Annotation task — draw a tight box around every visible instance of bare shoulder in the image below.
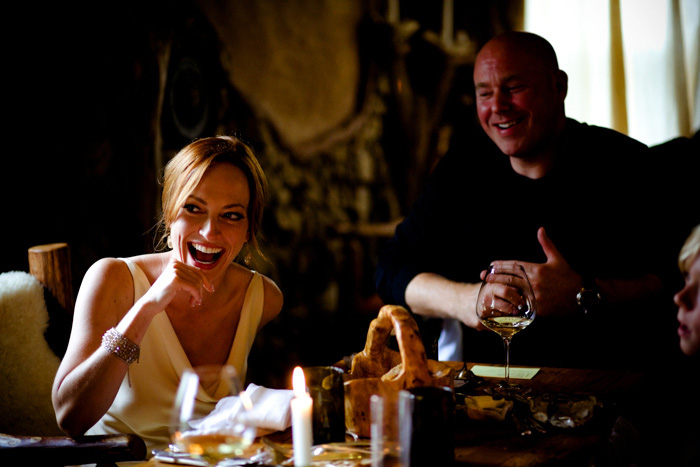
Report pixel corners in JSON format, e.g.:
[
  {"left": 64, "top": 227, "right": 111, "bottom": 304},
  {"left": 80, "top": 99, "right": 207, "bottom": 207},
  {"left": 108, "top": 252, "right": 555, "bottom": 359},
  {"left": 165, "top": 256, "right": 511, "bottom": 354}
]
[
  {"left": 66, "top": 258, "right": 135, "bottom": 357},
  {"left": 77, "top": 254, "right": 163, "bottom": 320},
  {"left": 76, "top": 258, "right": 135, "bottom": 315},
  {"left": 83, "top": 253, "right": 166, "bottom": 289},
  {"left": 81, "top": 257, "right": 132, "bottom": 291},
  {"left": 260, "top": 274, "right": 283, "bottom": 302},
  {"left": 252, "top": 270, "right": 283, "bottom": 327}
]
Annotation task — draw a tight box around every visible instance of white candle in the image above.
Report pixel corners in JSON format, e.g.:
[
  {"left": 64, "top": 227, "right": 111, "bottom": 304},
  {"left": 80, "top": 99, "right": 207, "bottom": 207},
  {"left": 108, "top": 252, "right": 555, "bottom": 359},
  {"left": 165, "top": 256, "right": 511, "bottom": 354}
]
[{"left": 291, "top": 367, "right": 313, "bottom": 466}]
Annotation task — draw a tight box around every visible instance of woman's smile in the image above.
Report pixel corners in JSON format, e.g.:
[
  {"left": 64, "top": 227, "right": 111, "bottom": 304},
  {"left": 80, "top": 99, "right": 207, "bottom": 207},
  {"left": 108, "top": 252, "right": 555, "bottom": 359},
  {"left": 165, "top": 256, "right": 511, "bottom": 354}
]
[{"left": 188, "top": 242, "right": 224, "bottom": 266}]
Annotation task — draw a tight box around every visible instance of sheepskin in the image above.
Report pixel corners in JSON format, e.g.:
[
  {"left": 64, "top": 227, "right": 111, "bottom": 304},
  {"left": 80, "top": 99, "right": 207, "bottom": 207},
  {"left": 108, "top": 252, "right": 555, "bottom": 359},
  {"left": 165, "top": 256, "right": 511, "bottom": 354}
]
[{"left": 0, "top": 271, "right": 64, "bottom": 435}]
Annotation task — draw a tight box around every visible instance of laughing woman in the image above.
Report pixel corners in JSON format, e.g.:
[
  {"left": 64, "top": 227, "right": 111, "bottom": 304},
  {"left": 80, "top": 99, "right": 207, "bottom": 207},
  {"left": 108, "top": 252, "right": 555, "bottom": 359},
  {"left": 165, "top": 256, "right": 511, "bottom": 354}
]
[{"left": 52, "top": 136, "right": 283, "bottom": 452}]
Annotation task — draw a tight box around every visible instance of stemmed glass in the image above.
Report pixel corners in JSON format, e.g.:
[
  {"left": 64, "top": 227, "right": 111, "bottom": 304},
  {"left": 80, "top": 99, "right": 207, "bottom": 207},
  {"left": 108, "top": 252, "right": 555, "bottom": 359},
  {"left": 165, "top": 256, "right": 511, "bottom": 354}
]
[
  {"left": 170, "top": 364, "right": 257, "bottom": 464},
  {"left": 475, "top": 264, "right": 536, "bottom": 396}
]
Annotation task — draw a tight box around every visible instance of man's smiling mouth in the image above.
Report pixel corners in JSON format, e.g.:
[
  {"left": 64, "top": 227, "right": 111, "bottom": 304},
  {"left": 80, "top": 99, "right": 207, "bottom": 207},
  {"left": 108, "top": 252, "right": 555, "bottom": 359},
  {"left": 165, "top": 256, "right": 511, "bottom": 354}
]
[
  {"left": 495, "top": 119, "right": 520, "bottom": 130},
  {"left": 188, "top": 242, "right": 223, "bottom": 264}
]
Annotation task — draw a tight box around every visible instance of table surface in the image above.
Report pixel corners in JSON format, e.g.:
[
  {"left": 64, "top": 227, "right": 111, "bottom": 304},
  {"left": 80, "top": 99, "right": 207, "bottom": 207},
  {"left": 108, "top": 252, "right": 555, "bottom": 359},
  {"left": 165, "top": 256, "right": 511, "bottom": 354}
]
[
  {"left": 451, "top": 361, "right": 646, "bottom": 395},
  {"left": 135, "top": 362, "right": 648, "bottom": 467},
  {"left": 447, "top": 362, "right": 647, "bottom": 466}
]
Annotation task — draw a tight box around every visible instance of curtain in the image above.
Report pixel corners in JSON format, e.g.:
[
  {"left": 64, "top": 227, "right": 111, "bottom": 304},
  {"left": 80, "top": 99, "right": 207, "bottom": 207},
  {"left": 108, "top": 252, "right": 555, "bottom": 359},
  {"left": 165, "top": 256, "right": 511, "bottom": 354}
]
[{"left": 524, "top": 0, "right": 699, "bottom": 147}]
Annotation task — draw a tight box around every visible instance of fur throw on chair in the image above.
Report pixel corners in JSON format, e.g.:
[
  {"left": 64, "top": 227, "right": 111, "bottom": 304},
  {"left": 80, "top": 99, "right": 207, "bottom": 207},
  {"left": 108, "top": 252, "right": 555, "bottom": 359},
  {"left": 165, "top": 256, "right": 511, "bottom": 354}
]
[{"left": 0, "top": 271, "right": 64, "bottom": 435}]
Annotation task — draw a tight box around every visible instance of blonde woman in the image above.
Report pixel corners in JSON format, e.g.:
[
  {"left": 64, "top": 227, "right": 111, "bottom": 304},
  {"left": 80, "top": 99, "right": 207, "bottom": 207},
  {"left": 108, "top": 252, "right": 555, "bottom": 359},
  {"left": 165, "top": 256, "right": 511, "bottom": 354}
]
[{"left": 52, "top": 136, "right": 283, "bottom": 452}]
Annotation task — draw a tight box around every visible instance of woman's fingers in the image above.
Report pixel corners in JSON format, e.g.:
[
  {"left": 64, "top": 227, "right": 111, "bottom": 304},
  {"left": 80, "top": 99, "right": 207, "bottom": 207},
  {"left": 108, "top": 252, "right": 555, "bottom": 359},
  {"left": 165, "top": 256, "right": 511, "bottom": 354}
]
[{"left": 149, "top": 260, "right": 215, "bottom": 308}]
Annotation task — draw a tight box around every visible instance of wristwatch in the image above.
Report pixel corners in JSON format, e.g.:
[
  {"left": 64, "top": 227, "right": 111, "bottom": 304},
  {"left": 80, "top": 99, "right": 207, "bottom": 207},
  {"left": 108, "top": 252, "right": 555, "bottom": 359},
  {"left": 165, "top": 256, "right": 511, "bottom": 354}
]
[{"left": 576, "top": 276, "right": 602, "bottom": 315}]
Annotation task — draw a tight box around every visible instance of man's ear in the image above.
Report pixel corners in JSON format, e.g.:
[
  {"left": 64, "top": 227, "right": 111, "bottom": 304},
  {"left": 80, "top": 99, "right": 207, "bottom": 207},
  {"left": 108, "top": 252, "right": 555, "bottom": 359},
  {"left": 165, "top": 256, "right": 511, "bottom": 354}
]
[{"left": 555, "top": 70, "right": 568, "bottom": 100}]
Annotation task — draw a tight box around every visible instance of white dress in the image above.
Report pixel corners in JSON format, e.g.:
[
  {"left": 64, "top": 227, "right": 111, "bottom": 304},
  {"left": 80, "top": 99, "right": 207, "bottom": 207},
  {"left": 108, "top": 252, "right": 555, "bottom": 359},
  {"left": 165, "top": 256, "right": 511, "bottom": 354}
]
[{"left": 87, "top": 258, "right": 264, "bottom": 453}]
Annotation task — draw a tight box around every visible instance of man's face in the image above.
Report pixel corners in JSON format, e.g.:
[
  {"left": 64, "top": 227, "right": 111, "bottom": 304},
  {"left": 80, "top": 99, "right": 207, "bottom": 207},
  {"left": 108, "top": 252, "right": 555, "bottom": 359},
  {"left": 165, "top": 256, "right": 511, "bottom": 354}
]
[{"left": 473, "top": 41, "right": 566, "bottom": 161}]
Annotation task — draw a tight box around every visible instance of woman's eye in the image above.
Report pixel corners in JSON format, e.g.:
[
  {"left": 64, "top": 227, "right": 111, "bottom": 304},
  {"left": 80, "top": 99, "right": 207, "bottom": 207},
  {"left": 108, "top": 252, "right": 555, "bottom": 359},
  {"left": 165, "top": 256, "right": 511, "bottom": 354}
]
[
  {"left": 224, "top": 212, "right": 244, "bottom": 221},
  {"left": 183, "top": 204, "right": 201, "bottom": 213}
]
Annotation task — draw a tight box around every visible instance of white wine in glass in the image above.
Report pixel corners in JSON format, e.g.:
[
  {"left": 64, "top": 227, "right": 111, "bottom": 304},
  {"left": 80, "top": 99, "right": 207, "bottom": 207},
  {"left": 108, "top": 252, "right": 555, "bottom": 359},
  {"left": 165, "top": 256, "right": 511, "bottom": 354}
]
[
  {"left": 170, "top": 365, "right": 257, "bottom": 463},
  {"left": 475, "top": 264, "right": 536, "bottom": 396}
]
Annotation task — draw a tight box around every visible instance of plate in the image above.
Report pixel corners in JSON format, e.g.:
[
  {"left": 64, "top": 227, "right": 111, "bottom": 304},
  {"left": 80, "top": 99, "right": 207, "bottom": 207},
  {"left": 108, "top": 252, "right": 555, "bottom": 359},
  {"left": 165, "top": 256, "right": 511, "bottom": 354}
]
[{"left": 527, "top": 393, "right": 601, "bottom": 429}]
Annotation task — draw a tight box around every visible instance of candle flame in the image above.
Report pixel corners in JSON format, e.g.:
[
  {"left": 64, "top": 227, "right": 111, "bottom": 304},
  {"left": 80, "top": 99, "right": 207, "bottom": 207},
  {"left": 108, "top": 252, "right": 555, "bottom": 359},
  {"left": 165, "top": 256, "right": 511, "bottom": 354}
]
[{"left": 292, "top": 366, "right": 307, "bottom": 398}]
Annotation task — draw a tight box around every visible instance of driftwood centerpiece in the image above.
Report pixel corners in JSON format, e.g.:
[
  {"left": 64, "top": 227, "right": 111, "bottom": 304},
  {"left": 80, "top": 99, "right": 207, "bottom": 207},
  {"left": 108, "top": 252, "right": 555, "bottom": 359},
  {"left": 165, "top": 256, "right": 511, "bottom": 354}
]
[{"left": 344, "top": 305, "right": 454, "bottom": 438}]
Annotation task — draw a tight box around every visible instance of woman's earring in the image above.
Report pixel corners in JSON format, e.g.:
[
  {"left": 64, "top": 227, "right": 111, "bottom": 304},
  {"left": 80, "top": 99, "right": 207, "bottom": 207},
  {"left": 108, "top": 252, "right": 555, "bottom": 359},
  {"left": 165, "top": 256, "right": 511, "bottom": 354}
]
[
  {"left": 167, "top": 235, "right": 173, "bottom": 249},
  {"left": 244, "top": 245, "right": 252, "bottom": 266}
]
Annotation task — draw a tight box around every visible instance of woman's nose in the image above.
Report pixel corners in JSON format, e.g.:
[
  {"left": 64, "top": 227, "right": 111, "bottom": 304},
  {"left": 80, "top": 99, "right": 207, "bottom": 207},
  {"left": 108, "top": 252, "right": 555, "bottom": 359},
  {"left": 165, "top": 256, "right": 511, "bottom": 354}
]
[{"left": 201, "top": 216, "right": 220, "bottom": 236}]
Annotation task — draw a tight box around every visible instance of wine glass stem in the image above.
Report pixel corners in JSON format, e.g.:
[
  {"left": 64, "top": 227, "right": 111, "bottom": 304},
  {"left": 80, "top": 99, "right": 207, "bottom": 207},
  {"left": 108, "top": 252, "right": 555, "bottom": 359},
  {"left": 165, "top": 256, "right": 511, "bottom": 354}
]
[{"left": 502, "top": 337, "right": 512, "bottom": 386}]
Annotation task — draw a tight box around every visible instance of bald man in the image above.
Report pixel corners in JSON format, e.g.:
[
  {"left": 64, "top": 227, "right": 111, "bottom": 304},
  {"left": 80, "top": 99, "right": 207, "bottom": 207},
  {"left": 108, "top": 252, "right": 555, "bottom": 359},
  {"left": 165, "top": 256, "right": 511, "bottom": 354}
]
[{"left": 375, "top": 32, "right": 676, "bottom": 370}]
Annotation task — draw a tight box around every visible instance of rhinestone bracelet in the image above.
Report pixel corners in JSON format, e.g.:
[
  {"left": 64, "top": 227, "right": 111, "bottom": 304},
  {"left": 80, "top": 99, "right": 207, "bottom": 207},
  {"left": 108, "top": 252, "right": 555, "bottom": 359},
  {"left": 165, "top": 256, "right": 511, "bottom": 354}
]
[{"left": 101, "top": 327, "right": 140, "bottom": 365}]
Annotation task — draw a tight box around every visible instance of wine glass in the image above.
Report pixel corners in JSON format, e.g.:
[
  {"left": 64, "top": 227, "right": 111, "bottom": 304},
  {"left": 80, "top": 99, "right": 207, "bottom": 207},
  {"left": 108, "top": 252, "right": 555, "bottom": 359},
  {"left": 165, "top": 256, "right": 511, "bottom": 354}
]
[
  {"left": 170, "top": 364, "right": 257, "bottom": 464},
  {"left": 475, "top": 264, "right": 536, "bottom": 396}
]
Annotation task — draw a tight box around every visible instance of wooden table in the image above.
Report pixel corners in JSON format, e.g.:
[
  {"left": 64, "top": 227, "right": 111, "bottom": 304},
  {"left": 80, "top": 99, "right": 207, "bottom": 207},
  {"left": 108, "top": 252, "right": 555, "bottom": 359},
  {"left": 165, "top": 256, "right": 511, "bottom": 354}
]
[
  {"left": 447, "top": 361, "right": 646, "bottom": 396},
  {"left": 134, "top": 362, "right": 648, "bottom": 466},
  {"left": 444, "top": 362, "right": 647, "bottom": 466}
]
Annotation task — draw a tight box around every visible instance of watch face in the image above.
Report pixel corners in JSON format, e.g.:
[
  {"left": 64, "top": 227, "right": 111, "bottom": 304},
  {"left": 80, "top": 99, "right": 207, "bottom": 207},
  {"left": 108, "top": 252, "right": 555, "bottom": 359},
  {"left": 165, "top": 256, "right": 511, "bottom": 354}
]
[{"left": 577, "top": 288, "right": 602, "bottom": 313}]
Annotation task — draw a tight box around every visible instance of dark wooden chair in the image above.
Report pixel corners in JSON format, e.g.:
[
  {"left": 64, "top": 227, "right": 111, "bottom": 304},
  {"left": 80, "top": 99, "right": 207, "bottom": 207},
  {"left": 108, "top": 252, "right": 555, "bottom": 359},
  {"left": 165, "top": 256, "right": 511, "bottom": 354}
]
[{"left": 0, "top": 243, "right": 146, "bottom": 466}]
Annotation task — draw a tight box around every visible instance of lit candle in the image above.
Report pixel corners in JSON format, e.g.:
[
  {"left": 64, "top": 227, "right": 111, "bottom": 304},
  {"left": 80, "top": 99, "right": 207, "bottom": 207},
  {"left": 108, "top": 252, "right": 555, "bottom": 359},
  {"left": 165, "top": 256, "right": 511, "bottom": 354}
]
[{"left": 291, "top": 366, "right": 313, "bottom": 466}]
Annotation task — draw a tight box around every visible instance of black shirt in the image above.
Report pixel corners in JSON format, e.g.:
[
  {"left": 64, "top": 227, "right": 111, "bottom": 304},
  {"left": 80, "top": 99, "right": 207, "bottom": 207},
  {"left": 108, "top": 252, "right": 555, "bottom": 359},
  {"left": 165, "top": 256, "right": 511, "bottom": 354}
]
[{"left": 375, "top": 119, "right": 678, "bottom": 369}]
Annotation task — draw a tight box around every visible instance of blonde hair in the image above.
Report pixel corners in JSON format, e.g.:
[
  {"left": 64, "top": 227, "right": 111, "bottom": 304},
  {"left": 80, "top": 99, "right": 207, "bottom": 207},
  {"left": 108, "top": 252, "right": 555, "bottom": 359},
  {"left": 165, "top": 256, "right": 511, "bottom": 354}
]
[
  {"left": 158, "top": 136, "right": 268, "bottom": 259},
  {"left": 679, "top": 224, "right": 700, "bottom": 274}
]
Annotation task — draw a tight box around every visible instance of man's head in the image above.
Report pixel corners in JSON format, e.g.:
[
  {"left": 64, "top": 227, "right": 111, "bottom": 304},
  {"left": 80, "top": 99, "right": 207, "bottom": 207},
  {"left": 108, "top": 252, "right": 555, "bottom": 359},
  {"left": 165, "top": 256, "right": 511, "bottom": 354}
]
[{"left": 473, "top": 32, "right": 568, "bottom": 176}]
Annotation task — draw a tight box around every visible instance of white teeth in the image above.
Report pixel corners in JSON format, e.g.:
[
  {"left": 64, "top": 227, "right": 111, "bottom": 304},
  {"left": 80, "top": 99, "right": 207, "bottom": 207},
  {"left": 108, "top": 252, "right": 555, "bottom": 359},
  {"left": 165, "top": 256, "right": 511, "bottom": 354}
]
[
  {"left": 496, "top": 121, "right": 516, "bottom": 129},
  {"left": 191, "top": 243, "right": 222, "bottom": 254}
]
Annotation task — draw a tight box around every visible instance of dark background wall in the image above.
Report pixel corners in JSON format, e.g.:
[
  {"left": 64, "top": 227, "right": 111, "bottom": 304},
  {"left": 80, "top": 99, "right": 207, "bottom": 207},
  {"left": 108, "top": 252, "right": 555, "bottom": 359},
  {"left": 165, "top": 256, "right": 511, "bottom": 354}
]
[{"left": 3, "top": 0, "right": 522, "bottom": 388}]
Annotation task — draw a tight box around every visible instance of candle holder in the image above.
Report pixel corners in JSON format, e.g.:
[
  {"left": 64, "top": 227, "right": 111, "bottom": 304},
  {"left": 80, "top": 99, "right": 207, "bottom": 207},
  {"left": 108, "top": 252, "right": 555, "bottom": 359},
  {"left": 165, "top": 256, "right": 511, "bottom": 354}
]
[
  {"left": 399, "top": 386, "right": 455, "bottom": 467},
  {"left": 305, "top": 366, "right": 346, "bottom": 445},
  {"left": 370, "top": 394, "right": 403, "bottom": 467}
]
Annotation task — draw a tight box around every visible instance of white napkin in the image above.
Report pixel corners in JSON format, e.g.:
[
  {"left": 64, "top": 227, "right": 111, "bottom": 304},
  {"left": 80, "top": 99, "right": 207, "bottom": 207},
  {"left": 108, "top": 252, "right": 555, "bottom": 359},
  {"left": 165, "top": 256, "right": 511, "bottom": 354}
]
[{"left": 190, "top": 383, "right": 294, "bottom": 436}]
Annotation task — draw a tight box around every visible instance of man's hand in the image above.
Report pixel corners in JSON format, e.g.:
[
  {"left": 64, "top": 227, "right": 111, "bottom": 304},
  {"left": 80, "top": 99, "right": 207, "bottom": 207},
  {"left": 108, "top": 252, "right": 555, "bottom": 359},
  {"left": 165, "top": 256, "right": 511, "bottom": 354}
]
[{"left": 489, "top": 227, "right": 582, "bottom": 318}]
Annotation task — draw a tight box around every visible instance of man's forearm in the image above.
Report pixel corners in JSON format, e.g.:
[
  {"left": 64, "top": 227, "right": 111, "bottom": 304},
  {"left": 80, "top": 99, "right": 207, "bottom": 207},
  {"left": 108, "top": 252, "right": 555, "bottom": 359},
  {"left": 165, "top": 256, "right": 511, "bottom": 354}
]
[
  {"left": 405, "top": 272, "right": 483, "bottom": 329},
  {"left": 597, "top": 273, "right": 664, "bottom": 306}
]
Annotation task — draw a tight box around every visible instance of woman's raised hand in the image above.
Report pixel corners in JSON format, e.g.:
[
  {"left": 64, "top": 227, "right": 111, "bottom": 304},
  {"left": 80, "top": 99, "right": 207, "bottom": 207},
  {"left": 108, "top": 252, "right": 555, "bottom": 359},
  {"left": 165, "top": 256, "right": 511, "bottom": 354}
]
[{"left": 145, "top": 258, "right": 215, "bottom": 310}]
